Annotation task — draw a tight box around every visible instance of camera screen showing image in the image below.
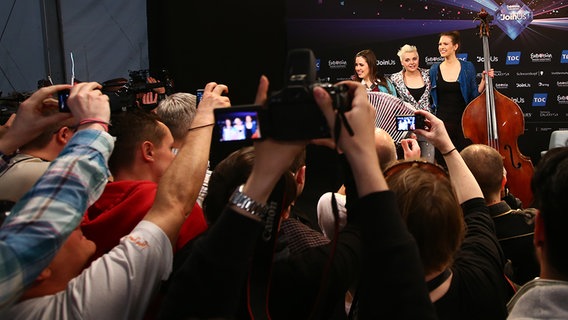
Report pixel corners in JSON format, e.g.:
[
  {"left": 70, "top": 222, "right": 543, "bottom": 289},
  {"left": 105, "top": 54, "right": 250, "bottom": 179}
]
[
  {"left": 395, "top": 114, "right": 425, "bottom": 131},
  {"left": 58, "top": 89, "right": 70, "bottom": 112},
  {"left": 214, "top": 106, "right": 263, "bottom": 142}
]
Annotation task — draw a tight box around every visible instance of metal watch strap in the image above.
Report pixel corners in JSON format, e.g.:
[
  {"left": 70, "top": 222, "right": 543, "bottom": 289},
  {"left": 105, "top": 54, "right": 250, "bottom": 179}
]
[{"left": 229, "top": 184, "right": 268, "bottom": 219}]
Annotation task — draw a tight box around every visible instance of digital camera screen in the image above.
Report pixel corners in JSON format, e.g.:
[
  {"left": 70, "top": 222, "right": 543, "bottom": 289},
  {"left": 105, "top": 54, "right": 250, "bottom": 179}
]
[
  {"left": 395, "top": 115, "right": 416, "bottom": 131},
  {"left": 214, "top": 107, "right": 263, "bottom": 142}
]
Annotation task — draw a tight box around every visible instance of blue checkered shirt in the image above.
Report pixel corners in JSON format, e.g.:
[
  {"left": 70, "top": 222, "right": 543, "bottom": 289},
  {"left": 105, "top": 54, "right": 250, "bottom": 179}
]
[{"left": 0, "top": 129, "right": 114, "bottom": 312}]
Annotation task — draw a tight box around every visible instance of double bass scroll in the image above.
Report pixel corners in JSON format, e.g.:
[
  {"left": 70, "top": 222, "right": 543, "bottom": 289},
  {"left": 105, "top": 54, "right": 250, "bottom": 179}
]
[{"left": 461, "top": 8, "right": 535, "bottom": 206}]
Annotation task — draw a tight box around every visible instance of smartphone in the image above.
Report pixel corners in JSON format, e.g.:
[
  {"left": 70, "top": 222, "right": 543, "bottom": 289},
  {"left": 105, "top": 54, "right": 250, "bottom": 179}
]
[
  {"left": 214, "top": 105, "right": 264, "bottom": 142},
  {"left": 395, "top": 114, "right": 425, "bottom": 131},
  {"left": 196, "top": 89, "right": 204, "bottom": 106},
  {"left": 58, "top": 89, "right": 71, "bottom": 112}
]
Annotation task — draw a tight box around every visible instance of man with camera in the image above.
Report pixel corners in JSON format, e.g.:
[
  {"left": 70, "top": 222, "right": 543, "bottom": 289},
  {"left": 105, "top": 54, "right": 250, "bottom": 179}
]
[
  {"left": 3, "top": 81, "right": 230, "bottom": 319},
  {"left": 0, "top": 82, "right": 113, "bottom": 312},
  {"left": 156, "top": 48, "right": 435, "bottom": 318}
]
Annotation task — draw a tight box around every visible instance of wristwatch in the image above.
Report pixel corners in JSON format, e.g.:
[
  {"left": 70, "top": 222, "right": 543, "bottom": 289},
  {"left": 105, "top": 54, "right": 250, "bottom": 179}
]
[{"left": 229, "top": 184, "right": 268, "bottom": 220}]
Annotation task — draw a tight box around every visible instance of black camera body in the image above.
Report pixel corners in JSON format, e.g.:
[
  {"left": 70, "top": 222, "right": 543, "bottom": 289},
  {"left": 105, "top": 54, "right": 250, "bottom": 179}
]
[
  {"left": 98, "top": 69, "right": 174, "bottom": 113},
  {"left": 214, "top": 48, "right": 351, "bottom": 142}
]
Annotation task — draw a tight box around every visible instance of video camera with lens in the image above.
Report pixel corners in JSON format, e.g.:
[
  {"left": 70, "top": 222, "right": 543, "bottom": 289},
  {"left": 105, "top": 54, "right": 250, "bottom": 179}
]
[
  {"left": 213, "top": 48, "right": 351, "bottom": 142},
  {"left": 100, "top": 69, "right": 174, "bottom": 113}
]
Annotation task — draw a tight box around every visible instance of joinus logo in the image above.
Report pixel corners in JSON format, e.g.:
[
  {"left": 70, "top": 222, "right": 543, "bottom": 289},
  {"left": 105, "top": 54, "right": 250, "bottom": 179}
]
[{"left": 495, "top": 2, "right": 533, "bottom": 40}]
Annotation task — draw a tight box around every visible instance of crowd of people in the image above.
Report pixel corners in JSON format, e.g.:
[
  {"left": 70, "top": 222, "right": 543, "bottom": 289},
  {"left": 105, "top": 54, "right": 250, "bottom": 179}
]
[{"left": 0, "top": 30, "right": 567, "bottom": 319}]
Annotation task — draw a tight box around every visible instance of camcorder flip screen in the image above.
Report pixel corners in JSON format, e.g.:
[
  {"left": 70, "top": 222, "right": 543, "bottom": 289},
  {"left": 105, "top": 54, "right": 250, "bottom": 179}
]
[{"left": 214, "top": 105, "right": 264, "bottom": 142}]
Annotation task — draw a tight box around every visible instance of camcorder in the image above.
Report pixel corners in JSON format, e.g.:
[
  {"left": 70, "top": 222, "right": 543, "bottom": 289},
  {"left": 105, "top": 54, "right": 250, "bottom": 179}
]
[
  {"left": 57, "top": 69, "right": 174, "bottom": 113},
  {"left": 214, "top": 48, "right": 351, "bottom": 142},
  {"left": 395, "top": 114, "right": 426, "bottom": 131}
]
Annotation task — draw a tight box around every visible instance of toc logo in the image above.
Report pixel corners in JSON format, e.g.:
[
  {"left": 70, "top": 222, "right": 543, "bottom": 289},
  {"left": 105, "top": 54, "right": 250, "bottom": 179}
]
[
  {"left": 561, "top": 50, "right": 568, "bottom": 64},
  {"left": 532, "top": 93, "right": 548, "bottom": 107},
  {"left": 457, "top": 53, "right": 468, "bottom": 61},
  {"left": 506, "top": 51, "right": 521, "bottom": 65}
]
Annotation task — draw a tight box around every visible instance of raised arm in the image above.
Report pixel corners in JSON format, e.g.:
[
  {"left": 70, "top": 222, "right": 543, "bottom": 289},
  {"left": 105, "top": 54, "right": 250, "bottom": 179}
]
[
  {"left": 0, "top": 85, "right": 72, "bottom": 157},
  {"left": 145, "top": 82, "right": 230, "bottom": 245},
  {"left": 414, "top": 109, "right": 484, "bottom": 203},
  {"left": 0, "top": 82, "right": 112, "bottom": 311}
]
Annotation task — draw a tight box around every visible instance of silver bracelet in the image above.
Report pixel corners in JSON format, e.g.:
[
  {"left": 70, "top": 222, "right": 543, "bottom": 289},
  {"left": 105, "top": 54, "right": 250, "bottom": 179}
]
[{"left": 228, "top": 184, "right": 268, "bottom": 219}]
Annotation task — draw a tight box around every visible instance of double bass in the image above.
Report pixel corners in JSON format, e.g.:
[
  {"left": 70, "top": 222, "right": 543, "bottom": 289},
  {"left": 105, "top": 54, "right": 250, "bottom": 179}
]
[{"left": 462, "top": 9, "right": 535, "bottom": 206}]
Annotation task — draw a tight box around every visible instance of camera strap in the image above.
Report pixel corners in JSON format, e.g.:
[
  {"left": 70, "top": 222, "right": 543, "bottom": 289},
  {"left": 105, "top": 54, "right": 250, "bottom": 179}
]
[
  {"left": 333, "top": 111, "right": 354, "bottom": 148},
  {"left": 246, "top": 176, "right": 288, "bottom": 320}
]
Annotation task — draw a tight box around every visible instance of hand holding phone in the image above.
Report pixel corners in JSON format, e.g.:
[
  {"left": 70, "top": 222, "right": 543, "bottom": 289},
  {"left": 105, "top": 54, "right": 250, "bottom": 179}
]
[{"left": 58, "top": 89, "right": 71, "bottom": 112}]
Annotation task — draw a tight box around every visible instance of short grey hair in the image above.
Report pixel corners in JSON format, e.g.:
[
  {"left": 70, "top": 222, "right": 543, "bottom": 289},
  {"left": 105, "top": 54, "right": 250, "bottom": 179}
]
[
  {"left": 397, "top": 44, "right": 418, "bottom": 61},
  {"left": 155, "top": 93, "right": 197, "bottom": 141}
]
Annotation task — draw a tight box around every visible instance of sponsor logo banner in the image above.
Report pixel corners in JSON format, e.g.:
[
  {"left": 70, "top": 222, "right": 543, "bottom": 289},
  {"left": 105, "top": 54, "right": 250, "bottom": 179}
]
[
  {"left": 494, "top": 2, "right": 533, "bottom": 40},
  {"left": 561, "top": 50, "right": 568, "bottom": 64},
  {"left": 506, "top": 51, "right": 521, "bottom": 65},
  {"left": 532, "top": 93, "right": 548, "bottom": 107},
  {"left": 457, "top": 53, "right": 468, "bottom": 61},
  {"left": 425, "top": 56, "right": 444, "bottom": 66},
  {"left": 328, "top": 59, "right": 347, "bottom": 69},
  {"left": 530, "top": 53, "right": 553, "bottom": 63},
  {"left": 558, "top": 95, "right": 568, "bottom": 105},
  {"left": 495, "top": 83, "right": 509, "bottom": 89}
]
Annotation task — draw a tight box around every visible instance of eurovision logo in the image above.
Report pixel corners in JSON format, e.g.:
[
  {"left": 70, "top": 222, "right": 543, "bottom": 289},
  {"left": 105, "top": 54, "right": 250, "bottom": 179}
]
[{"left": 494, "top": 2, "right": 533, "bottom": 40}]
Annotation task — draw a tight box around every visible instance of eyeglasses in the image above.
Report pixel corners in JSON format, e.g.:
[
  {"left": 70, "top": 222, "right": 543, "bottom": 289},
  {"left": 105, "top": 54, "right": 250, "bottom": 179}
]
[{"left": 383, "top": 160, "right": 449, "bottom": 179}]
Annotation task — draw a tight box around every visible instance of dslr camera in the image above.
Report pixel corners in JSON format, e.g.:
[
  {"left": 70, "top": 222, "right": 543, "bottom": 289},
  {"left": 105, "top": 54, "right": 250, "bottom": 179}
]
[{"left": 214, "top": 48, "right": 351, "bottom": 141}]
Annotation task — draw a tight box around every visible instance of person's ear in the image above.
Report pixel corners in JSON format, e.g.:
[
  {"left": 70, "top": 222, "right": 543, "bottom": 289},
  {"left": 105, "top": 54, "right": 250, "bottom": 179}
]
[
  {"left": 141, "top": 141, "right": 155, "bottom": 163},
  {"left": 55, "top": 126, "right": 72, "bottom": 144},
  {"left": 36, "top": 267, "right": 52, "bottom": 282},
  {"left": 534, "top": 209, "right": 545, "bottom": 247},
  {"left": 295, "top": 165, "right": 306, "bottom": 186}
]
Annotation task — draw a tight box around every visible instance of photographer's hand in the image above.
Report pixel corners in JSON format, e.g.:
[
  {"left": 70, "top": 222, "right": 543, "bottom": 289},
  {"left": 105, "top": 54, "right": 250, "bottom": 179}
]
[
  {"left": 315, "top": 82, "right": 387, "bottom": 197},
  {"left": 412, "top": 110, "right": 454, "bottom": 155},
  {"left": 66, "top": 82, "right": 111, "bottom": 132},
  {"left": 400, "top": 137, "right": 421, "bottom": 160},
  {"left": 141, "top": 92, "right": 158, "bottom": 110},
  {"left": 236, "top": 75, "right": 307, "bottom": 218},
  {"left": 413, "top": 109, "right": 483, "bottom": 203},
  {"left": 148, "top": 76, "right": 166, "bottom": 95},
  {"left": 0, "top": 113, "right": 16, "bottom": 139},
  {"left": 254, "top": 75, "right": 269, "bottom": 106},
  {"left": 0, "top": 84, "right": 72, "bottom": 154},
  {"left": 192, "top": 82, "right": 230, "bottom": 128}
]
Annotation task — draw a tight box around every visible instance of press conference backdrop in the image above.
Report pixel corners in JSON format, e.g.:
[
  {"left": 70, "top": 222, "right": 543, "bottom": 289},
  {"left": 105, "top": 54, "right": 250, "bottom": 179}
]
[{"left": 286, "top": 0, "right": 568, "bottom": 164}]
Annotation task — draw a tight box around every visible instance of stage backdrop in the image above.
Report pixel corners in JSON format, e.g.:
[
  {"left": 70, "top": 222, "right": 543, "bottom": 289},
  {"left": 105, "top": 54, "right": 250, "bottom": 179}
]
[{"left": 286, "top": 0, "right": 568, "bottom": 164}]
